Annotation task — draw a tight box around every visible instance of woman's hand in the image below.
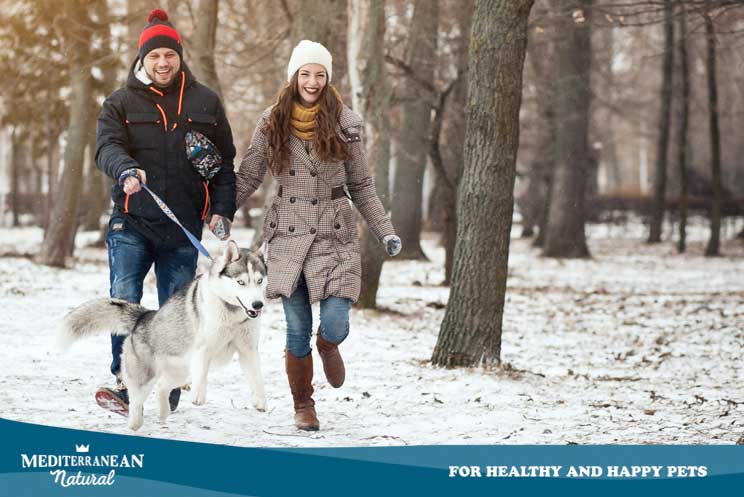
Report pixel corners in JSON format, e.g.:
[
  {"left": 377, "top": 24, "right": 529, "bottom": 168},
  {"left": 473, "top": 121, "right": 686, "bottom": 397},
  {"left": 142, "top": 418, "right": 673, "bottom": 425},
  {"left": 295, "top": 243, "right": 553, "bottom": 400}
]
[{"left": 383, "top": 235, "right": 402, "bottom": 257}]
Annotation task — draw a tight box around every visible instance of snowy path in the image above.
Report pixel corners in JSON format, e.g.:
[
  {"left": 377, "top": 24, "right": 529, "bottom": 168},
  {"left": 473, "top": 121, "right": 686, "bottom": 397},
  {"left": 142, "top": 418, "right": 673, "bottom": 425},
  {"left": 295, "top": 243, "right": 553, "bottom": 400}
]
[{"left": 0, "top": 220, "right": 742, "bottom": 446}]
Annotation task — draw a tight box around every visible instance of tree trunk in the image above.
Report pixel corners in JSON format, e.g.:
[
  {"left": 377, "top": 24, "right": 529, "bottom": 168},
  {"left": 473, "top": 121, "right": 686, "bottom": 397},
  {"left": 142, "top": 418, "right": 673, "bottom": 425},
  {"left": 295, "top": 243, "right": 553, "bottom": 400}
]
[
  {"left": 431, "top": 0, "right": 533, "bottom": 368},
  {"left": 676, "top": 12, "right": 690, "bottom": 254},
  {"left": 428, "top": 80, "right": 459, "bottom": 286},
  {"left": 81, "top": 128, "right": 108, "bottom": 232},
  {"left": 704, "top": 8, "right": 722, "bottom": 257},
  {"left": 44, "top": 106, "right": 58, "bottom": 231},
  {"left": 348, "top": 0, "right": 392, "bottom": 309},
  {"left": 390, "top": 0, "right": 438, "bottom": 261},
  {"left": 31, "top": 130, "right": 44, "bottom": 227},
  {"left": 38, "top": 0, "right": 94, "bottom": 267},
  {"left": 543, "top": 0, "right": 592, "bottom": 259},
  {"left": 599, "top": 24, "right": 621, "bottom": 193},
  {"left": 10, "top": 128, "right": 21, "bottom": 227},
  {"left": 523, "top": 8, "right": 556, "bottom": 245},
  {"left": 93, "top": 0, "right": 118, "bottom": 244},
  {"left": 190, "top": 0, "right": 223, "bottom": 99},
  {"left": 438, "top": 1, "right": 473, "bottom": 285},
  {"left": 648, "top": 0, "right": 674, "bottom": 243}
]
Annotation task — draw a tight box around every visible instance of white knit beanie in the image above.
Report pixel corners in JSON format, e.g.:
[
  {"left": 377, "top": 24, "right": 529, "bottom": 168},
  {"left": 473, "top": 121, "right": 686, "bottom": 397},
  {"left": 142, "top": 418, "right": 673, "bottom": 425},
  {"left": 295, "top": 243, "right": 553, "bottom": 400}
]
[{"left": 287, "top": 40, "right": 333, "bottom": 82}]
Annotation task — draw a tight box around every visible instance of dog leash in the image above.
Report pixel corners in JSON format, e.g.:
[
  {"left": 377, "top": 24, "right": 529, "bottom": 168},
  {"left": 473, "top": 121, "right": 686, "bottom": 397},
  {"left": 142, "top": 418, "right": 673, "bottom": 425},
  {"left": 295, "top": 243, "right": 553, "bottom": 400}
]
[{"left": 119, "top": 169, "right": 213, "bottom": 261}]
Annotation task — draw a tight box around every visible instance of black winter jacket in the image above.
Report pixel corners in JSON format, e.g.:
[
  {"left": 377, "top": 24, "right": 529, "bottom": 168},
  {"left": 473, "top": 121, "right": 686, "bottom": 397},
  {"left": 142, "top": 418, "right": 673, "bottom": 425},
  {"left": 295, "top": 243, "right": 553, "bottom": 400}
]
[{"left": 96, "top": 60, "right": 236, "bottom": 248}]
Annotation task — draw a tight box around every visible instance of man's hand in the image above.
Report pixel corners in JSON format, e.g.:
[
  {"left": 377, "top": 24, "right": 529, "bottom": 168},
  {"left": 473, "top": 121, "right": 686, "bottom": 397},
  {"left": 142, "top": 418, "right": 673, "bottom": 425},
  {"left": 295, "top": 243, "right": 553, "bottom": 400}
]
[
  {"left": 122, "top": 168, "right": 147, "bottom": 195},
  {"left": 209, "top": 214, "right": 231, "bottom": 241},
  {"left": 383, "top": 234, "right": 402, "bottom": 257}
]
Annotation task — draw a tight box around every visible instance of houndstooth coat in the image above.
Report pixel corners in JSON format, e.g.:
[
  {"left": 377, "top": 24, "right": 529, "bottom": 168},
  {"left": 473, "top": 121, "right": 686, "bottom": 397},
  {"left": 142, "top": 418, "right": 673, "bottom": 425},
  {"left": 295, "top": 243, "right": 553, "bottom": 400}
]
[{"left": 236, "top": 105, "right": 395, "bottom": 304}]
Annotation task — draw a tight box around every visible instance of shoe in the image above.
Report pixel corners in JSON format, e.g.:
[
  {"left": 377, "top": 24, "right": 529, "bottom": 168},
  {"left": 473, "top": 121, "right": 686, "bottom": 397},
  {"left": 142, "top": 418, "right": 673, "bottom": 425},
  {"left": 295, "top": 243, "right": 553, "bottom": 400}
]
[
  {"left": 285, "top": 351, "right": 319, "bottom": 431},
  {"left": 95, "top": 375, "right": 129, "bottom": 417},
  {"left": 316, "top": 333, "right": 345, "bottom": 388}
]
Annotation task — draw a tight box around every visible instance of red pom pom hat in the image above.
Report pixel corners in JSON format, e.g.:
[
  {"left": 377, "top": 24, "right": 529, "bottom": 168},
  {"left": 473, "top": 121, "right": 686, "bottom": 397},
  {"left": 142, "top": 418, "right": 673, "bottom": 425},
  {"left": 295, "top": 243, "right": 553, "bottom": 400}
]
[{"left": 138, "top": 9, "right": 182, "bottom": 60}]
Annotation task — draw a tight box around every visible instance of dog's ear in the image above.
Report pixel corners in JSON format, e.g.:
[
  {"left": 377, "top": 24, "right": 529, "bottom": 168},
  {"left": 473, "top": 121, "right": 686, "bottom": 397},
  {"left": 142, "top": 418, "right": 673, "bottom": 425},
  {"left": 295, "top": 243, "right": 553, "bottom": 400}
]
[
  {"left": 210, "top": 240, "right": 240, "bottom": 275},
  {"left": 254, "top": 249, "right": 267, "bottom": 272},
  {"left": 225, "top": 240, "right": 240, "bottom": 263}
]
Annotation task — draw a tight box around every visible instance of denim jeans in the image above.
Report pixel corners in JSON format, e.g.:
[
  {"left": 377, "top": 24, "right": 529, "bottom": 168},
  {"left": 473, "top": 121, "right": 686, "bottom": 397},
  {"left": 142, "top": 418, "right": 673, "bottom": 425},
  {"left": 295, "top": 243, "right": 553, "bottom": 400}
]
[
  {"left": 281, "top": 276, "right": 351, "bottom": 358},
  {"left": 107, "top": 214, "right": 198, "bottom": 376}
]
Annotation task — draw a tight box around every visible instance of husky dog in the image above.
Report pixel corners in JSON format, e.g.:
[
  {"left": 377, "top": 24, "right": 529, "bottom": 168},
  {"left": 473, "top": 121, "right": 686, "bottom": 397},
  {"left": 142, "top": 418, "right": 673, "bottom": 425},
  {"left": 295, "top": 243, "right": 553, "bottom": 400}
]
[{"left": 58, "top": 241, "right": 268, "bottom": 431}]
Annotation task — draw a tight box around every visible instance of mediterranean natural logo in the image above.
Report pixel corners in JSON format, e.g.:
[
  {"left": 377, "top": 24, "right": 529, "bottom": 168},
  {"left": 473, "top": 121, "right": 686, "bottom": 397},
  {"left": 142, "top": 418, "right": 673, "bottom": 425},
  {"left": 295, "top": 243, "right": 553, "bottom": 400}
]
[{"left": 20, "top": 443, "right": 144, "bottom": 487}]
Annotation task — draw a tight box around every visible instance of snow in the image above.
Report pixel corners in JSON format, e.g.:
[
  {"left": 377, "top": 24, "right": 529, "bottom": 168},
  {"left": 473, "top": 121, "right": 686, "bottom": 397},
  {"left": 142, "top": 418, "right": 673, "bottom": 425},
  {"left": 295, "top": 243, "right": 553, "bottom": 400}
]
[{"left": 0, "top": 217, "right": 742, "bottom": 446}]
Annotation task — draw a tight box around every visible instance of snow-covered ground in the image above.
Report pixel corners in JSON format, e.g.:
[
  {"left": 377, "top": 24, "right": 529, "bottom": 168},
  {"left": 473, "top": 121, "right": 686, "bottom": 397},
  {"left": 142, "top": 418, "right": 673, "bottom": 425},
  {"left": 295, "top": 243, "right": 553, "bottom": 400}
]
[{"left": 0, "top": 217, "right": 742, "bottom": 446}]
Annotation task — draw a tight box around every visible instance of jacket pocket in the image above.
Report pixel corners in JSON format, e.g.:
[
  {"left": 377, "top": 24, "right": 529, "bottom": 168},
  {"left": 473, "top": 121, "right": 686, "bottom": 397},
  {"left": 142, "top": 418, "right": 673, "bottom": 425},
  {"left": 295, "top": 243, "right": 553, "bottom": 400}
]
[
  {"left": 333, "top": 206, "right": 353, "bottom": 245},
  {"left": 126, "top": 112, "right": 160, "bottom": 149},
  {"left": 187, "top": 112, "right": 218, "bottom": 142},
  {"left": 188, "top": 113, "right": 217, "bottom": 125}
]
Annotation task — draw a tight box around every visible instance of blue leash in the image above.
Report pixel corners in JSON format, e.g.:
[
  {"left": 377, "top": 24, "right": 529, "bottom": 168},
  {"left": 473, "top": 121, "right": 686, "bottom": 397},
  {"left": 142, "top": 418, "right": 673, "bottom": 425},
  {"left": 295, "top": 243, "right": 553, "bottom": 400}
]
[{"left": 119, "top": 169, "right": 213, "bottom": 260}]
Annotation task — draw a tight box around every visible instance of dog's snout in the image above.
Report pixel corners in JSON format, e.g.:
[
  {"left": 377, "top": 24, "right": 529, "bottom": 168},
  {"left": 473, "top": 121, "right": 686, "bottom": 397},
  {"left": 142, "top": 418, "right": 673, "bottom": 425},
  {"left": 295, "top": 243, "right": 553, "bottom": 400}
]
[{"left": 252, "top": 301, "right": 264, "bottom": 310}]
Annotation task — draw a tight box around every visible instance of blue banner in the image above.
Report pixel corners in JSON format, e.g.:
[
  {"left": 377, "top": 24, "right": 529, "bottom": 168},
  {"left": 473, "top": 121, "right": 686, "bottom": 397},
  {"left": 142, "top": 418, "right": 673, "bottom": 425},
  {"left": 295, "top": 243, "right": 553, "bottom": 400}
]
[{"left": 1, "top": 418, "right": 742, "bottom": 496}]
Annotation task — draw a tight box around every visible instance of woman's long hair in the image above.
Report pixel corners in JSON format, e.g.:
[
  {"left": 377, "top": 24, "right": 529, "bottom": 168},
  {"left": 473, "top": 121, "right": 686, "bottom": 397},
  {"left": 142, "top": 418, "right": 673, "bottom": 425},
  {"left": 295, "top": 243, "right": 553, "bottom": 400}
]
[{"left": 264, "top": 71, "right": 351, "bottom": 176}]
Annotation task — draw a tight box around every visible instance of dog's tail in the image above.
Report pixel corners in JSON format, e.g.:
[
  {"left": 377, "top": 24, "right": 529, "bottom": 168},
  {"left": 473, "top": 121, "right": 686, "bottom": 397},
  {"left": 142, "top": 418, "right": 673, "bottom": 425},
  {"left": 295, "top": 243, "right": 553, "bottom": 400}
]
[{"left": 57, "top": 298, "right": 149, "bottom": 351}]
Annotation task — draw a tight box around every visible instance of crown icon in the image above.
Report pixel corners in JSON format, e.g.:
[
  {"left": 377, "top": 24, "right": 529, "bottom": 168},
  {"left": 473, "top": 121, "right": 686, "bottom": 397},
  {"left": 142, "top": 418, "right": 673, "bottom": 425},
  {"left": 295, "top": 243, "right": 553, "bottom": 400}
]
[{"left": 75, "top": 444, "right": 90, "bottom": 453}]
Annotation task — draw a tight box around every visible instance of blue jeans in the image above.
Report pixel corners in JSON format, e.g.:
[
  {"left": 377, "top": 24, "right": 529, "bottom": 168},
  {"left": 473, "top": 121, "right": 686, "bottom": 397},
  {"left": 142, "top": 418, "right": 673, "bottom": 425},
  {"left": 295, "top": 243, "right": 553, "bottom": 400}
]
[
  {"left": 107, "top": 215, "right": 198, "bottom": 376},
  {"left": 281, "top": 276, "right": 351, "bottom": 358}
]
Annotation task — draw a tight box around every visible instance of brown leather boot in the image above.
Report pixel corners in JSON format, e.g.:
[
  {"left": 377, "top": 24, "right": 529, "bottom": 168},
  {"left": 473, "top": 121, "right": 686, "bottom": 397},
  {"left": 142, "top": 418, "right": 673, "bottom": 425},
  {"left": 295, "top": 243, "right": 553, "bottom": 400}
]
[
  {"left": 285, "top": 351, "right": 320, "bottom": 431},
  {"left": 316, "top": 333, "right": 345, "bottom": 388}
]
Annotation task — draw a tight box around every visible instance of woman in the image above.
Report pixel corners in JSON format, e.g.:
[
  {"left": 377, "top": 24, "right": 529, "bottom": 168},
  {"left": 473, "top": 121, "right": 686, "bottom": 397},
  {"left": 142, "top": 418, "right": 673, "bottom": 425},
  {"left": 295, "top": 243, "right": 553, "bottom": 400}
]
[{"left": 236, "top": 40, "right": 401, "bottom": 431}]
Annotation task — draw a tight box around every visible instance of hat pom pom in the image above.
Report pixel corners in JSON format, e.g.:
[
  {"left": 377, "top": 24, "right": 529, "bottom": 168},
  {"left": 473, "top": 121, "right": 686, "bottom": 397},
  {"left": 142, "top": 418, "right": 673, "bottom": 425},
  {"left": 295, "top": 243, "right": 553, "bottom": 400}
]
[{"left": 148, "top": 8, "right": 169, "bottom": 22}]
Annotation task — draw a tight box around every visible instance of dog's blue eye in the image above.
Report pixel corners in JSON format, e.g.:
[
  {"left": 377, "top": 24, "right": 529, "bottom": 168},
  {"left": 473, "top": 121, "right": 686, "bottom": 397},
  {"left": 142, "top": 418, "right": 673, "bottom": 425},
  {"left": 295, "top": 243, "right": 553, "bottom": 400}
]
[
  {"left": 237, "top": 280, "right": 245, "bottom": 286},
  {"left": 257, "top": 278, "right": 263, "bottom": 284}
]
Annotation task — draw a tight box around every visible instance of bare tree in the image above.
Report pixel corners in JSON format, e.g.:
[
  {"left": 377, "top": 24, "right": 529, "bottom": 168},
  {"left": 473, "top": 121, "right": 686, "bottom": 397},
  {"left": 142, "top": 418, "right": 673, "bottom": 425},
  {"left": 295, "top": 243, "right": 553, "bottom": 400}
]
[
  {"left": 38, "top": 0, "right": 95, "bottom": 267},
  {"left": 190, "top": 0, "right": 224, "bottom": 99},
  {"left": 9, "top": 128, "right": 21, "bottom": 227},
  {"left": 390, "top": 0, "right": 439, "bottom": 260},
  {"left": 676, "top": 10, "right": 690, "bottom": 253},
  {"left": 428, "top": 0, "right": 474, "bottom": 285},
  {"left": 431, "top": 0, "right": 534, "bottom": 368},
  {"left": 543, "top": 0, "right": 592, "bottom": 259},
  {"left": 348, "top": 0, "right": 392, "bottom": 308},
  {"left": 521, "top": 0, "right": 556, "bottom": 246},
  {"left": 704, "top": 5, "right": 722, "bottom": 257},
  {"left": 648, "top": 0, "right": 674, "bottom": 243}
]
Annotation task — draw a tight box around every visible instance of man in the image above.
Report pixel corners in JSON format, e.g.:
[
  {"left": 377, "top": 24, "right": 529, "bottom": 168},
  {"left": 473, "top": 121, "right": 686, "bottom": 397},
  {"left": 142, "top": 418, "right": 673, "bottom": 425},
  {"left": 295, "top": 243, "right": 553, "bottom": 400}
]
[{"left": 94, "top": 9, "right": 236, "bottom": 414}]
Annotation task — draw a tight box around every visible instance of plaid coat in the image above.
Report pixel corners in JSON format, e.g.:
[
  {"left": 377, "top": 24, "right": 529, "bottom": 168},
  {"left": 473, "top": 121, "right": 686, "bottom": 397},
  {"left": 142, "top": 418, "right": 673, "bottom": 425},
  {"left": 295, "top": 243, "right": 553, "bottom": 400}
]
[{"left": 236, "top": 105, "right": 395, "bottom": 304}]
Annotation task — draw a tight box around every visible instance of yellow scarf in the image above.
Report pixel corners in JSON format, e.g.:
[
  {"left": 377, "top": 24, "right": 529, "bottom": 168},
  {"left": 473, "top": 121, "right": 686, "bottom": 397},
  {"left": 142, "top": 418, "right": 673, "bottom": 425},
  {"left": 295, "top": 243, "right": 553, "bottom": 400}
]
[
  {"left": 290, "top": 102, "right": 319, "bottom": 140},
  {"left": 289, "top": 86, "right": 343, "bottom": 140}
]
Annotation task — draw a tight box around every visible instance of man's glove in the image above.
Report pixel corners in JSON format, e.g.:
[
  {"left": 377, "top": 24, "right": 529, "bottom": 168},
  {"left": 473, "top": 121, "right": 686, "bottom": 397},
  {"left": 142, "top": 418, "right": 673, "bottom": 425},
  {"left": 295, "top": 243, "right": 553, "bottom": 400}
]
[
  {"left": 383, "top": 234, "right": 402, "bottom": 257},
  {"left": 118, "top": 168, "right": 147, "bottom": 195}
]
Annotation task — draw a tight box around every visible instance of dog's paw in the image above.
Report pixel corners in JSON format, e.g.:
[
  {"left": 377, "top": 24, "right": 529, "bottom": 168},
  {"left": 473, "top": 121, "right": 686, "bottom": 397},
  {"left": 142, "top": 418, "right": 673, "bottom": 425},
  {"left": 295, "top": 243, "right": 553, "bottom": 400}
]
[
  {"left": 128, "top": 406, "right": 144, "bottom": 431},
  {"left": 192, "top": 392, "right": 207, "bottom": 405},
  {"left": 128, "top": 417, "right": 144, "bottom": 431},
  {"left": 253, "top": 396, "right": 267, "bottom": 412}
]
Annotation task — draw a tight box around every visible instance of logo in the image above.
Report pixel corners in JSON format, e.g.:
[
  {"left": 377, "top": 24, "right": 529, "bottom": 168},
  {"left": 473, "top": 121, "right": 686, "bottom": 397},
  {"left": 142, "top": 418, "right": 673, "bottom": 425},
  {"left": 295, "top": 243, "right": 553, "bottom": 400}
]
[{"left": 20, "top": 444, "right": 145, "bottom": 488}]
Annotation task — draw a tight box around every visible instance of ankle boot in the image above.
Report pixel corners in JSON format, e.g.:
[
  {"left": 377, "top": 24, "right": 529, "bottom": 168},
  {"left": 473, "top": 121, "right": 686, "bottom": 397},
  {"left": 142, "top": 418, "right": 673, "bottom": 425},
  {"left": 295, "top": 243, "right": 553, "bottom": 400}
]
[
  {"left": 316, "top": 333, "right": 345, "bottom": 388},
  {"left": 285, "top": 351, "right": 320, "bottom": 431}
]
